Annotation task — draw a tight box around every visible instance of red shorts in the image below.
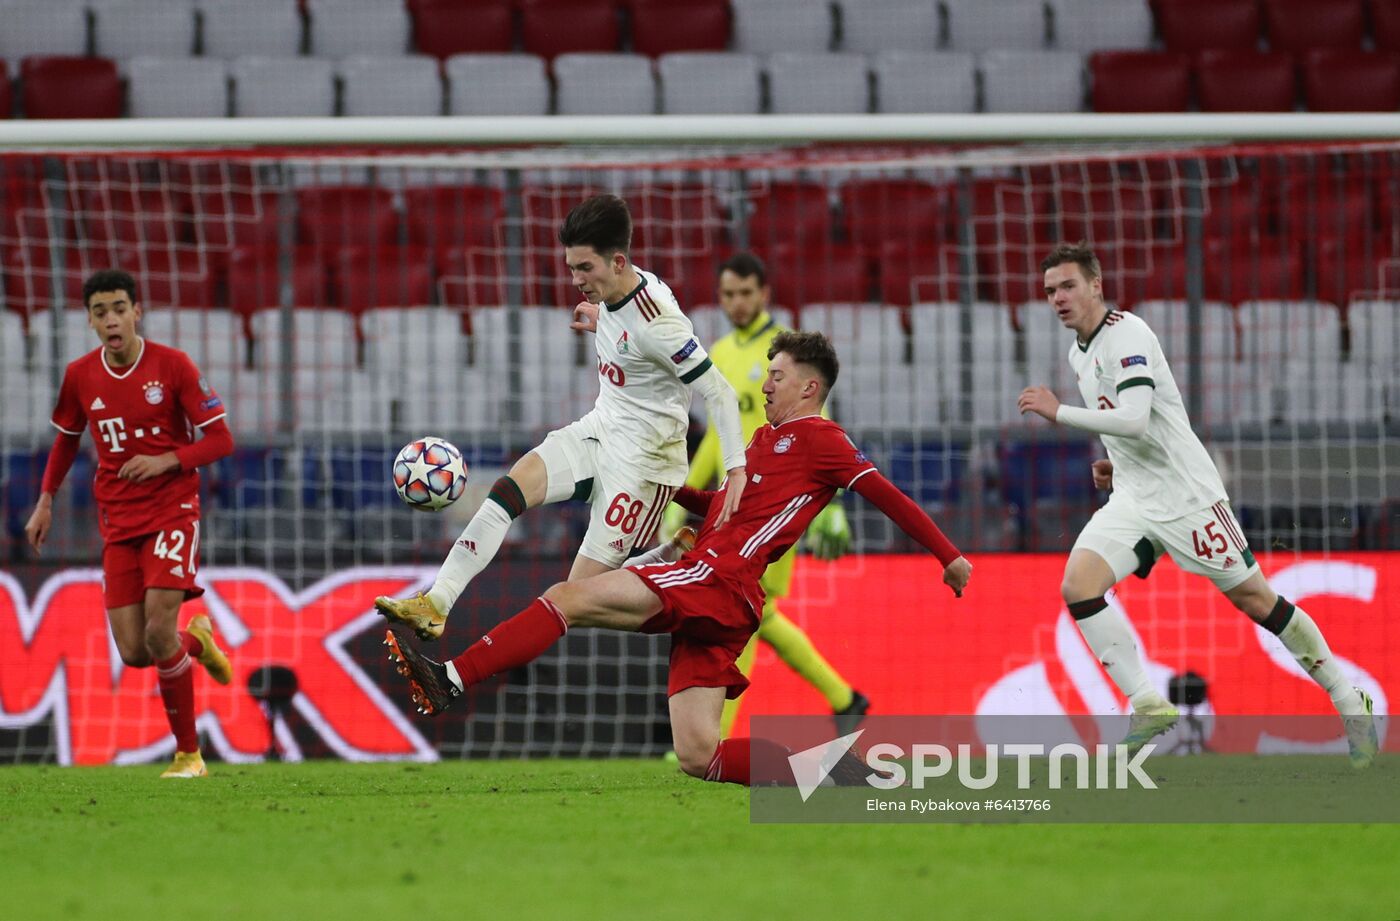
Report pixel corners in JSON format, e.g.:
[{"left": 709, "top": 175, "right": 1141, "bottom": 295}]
[
  {"left": 101, "top": 517, "right": 204, "bottom": 609},
  {"left": 634, "top": 554, "right": 762, "bottom": 700}
]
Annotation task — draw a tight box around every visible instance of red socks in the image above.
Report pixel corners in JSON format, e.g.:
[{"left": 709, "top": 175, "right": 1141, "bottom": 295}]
[
  {"left": 703, "top": 738, "right": 793, "bottom": 785},
  {"left": 180, "top": 630, "right": 203, "bottom": 659},
  {"left": 450, "top": 597, "right": 568, "bottom": 687},
  {"left": 155, "top": 651, "right": 199, "bottom": 753}
]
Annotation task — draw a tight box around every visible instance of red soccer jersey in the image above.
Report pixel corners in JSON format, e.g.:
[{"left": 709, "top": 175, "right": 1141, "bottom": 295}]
[
  {"left": 50, "top": 339, "right": 227, "bottom": 543},
  {"left": 692, "top": 414, "right": 875, "bottom": 582}
]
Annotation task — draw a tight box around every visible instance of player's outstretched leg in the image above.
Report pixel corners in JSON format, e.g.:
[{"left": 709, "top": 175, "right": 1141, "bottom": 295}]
[
  {"left": 184, "top": 615, "right": 232, "bottom": 685},
  {"left": 377, "top": 469, "right": 539, "bottom": 640},
  {"left": 383, "top": 626, "right": 461, "bottom": 716}
]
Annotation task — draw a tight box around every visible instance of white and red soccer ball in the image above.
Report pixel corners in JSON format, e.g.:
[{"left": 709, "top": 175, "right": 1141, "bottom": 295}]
[{"left": 392, "top": 436, "right": 468, "bottom": 512}]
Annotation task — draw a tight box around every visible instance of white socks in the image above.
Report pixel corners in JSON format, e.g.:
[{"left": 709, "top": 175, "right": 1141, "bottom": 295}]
[
  {"left": 428, "top": 500, "right": 515, "bottom": 614},
  {"left": 1071, "top": 599, "right": 1171, "bottom": 713},
  {"left": 1275, "top": 605, "right": 1365, "bottom": 716}
]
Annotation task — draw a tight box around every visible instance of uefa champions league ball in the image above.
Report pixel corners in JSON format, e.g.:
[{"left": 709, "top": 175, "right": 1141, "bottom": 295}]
[{"left": 392, "top": 436, "right": 468, "bottom": 511}]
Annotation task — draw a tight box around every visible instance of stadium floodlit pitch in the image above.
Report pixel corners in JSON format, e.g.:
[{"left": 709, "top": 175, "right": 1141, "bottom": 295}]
[{"left": 2, "top": 760, "right": 1397, "bottom": 921}]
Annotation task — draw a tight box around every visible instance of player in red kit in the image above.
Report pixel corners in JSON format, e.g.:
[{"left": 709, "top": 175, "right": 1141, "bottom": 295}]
[
  {"left": 24, "top": 269, "right": 237, "bottom": 778},
  {"left": 382, "top": 330, "right": 972, "bottom": 785}
]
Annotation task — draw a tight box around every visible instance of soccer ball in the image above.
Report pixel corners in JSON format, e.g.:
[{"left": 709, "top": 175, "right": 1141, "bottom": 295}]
[{"left": 392, "top": 436, "right": 468, "bottom": 512}]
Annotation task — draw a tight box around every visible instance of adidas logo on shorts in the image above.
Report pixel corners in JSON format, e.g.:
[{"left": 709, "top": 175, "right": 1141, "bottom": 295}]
[
  {"left": 456, "top": 538, "right": 477, "bottom": 554},
  {"left": 609, "top": 538, "right": 625, "bottom": 553}
]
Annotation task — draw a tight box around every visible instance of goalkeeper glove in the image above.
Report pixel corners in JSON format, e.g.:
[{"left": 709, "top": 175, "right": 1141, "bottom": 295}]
[{"left": 805, "top": 503, "right": 851, "bottom": 561}]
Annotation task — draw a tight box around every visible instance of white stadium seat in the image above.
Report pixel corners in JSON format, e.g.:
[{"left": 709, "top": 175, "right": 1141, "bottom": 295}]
[
  {"left": 945, "top": 0, "right": 1048, "bottom": 52},
  {"left": 128, "top": 57, "right": 229, "bottom": 118},
  {"left": 307, "top": 0, "right": 411, "bottom": 58},
  {"left": 554, "top": 53, "right": 655, "bottom": 117},
  {"left": 93, "top": 1, "right": 197, "bottom": 60},
  {"left": 231, "top": 56, "right": 336, "bottom": 117},
  {"left": 1049, "top": 0, "right": 1155, "bottom": 53},
  {"left": 839, "top": 0, "right": 940, "bottom": 53},
  {"left": 912, "top": 302, "right": 1017, "bottom": 427},
  {"left": 766, "top": 53, "right": 869, "bottom": 115},
  {"left": 339, "top": 55, "right": 443, "bottom": 117},
  {"left": 658, "top": 52, "right": 762, "bottom": 115},
  {"left": 731, "top": 0, "right": 833, "bottom": 54},
  {"left": 445, "top": 54, "right": 550, "bottom": 116},
  {"left": 980, "top": 50, "right": 1085, "bottom": 113},
  {"left": 873, "top": 50, "right": 977, "bottom": 113},
  {"left": 200, "top": 0, "right": 303, "bottom": 58}
]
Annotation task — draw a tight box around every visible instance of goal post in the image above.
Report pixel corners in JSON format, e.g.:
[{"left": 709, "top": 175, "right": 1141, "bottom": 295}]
[{"left": 0, "top": 117, "right": 1395, "bottom": 764}]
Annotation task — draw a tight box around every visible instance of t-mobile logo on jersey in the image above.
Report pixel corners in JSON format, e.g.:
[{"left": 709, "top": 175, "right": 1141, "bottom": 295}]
[{"left": 95, "top": 417, "right": 128, "bottom": 453}]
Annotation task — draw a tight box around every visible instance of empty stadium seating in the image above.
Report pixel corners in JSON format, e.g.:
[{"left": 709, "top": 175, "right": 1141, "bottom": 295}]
[
  {"left": 307, "top": 0, "right": 412, "bottom": 58},
  {"left": 911, "top": 301, "right": 1018, "bottom": 426},
  {"left": 766, "top": 52, "right": 869, "bottom": 114},
  {"left": 1153, "top": 0, "right": 1260, "bottom": 51},
  {"left": 335, "top": 246, "right": 435, "bottom": 313},
  {"left": 802, "top": 304, "right": 916, "bottom": 427},
  {"left": 746, "top": 182, "right": 835, "bottom": 249},
  {"left": 879, "top": 241, "right": 965, "bottom": 305},
  {"left": 127, "top": 57, "right": 229, "bottom": 117},
  {"left": 657, "top": 52, "right": 761, "bottom": 114},
  {"left": 629, "top": 0, "right": 730, "bottom": 56},
  {"left": 944, "top": 0, "right": 1047, "bottom": 52},
  {"left": 1195, "top": 51, "right": 1298, "bottom": 112},
  {"left": 410, "top": 0, "right": 513, "bottom": 58},
  {"left": 1302, "top": 50, "right": 1400, "bottom": 111},
  {"left": 21, "top": 57, "right": 123, "bottom": 119},
  {"left": 1263, "top": 0, "right": 1365, "bottom": 51},
  {"left": 404, "top": 186, "right": 504, "bottom": 250},
  {"left": 839, "top": 0, "right": 941, "bottom": 54},
  {"left": 1089, "top": 51, "right": 1191, "bottom": 112},
  {"left": 339, "top": 55, "right": 443, "bottom": 117},
  {"left": 445, "top": 53, "right": 550, "bottom": 116},
  {"left": 1374, "top": 0, "right": 1400, "bottom": 51},
  {"left": 521, "top": 0, "right": 620, "bottom": 59},
  {"left": 296, "top": 186, "right": 399, "bottom": 248},
  {"left": 0, "top": 64, "right": 9, "bottom": 119},
  {"left": 871, "top": 51, "right": 977, "bottom": 113},
  {"left": 1048, "top": 0, "right": 1155, "bottom": 53},
  {"left": 554, "top": 53, "right": 656, "bottom": 116},
  {"left": 200, "top": 1, "right": 303, "bottom": 59},
  {"left": 230, "top": 56, "right": 336, "bottom": 117},
  {"left": 0, "top": 3, "right": 89, "bottom": 64},
  {"left": 980, "top": 50, "right": 1085, "bottom": 112},
  {"left": 731, "top": 0, "right": 832, "bottom": 53},
  {"left": 760, "top": 243, "right": 873, "bottom": 312},
  {"left": 842, "top": 179, "right": 953, "bottom": 250},
  {"left": 92, "top": 1, "right": 197, "bottom": 60}
]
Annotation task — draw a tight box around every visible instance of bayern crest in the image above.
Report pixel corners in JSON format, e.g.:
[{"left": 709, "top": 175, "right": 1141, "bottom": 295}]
[
  {"left": 774, "top": 434, "right": 795, "bottom": 454},
  {"left": 143, "top": 381, "right": 165, "bottom": 404}
]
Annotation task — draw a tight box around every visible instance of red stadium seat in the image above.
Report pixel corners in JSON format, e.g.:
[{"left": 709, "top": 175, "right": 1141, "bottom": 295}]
[
  {"left": 21, "top": 57, "right": 123, "bottom": 119},
  {"left": 0, "top": 62, "right": 12, "bottom": 118},
  {"left": 521, "top": 0, "right": 620, "bottom": 59},
  {"left": 296, "top": 187, "right": 399, "bottom": 248},
  {"left": 227, "top": 246, "right": 331, "bottom": 314},
  {"left": 335, "top": 246, "right": 435, "bottom": 312},
  {"left": 113, "top": 248, "right": 219, "bottom": 310},
  {"left": 1056, "top": 184, "right": 1157, "bottom": 244},
  {"left": 437, "top": 248, "right": 511, "bottom": 309},
  {"left": 628, "top": 0, "right": 729, "bottom": 56},
  {"left": 1263, "top": 0, "right": 1364, "bottom": 51},
  {"left": 1314, "top": 237, "right": 1386, "bottom": 306},
  {"left": 82, "top": 188, "right": 194, "bottom": 248},
  {"left": 747, "top": 182, "right": 834, "bottom": 248},
  {"left": 1203, "top": 235, "right": 1305, "bottom": 302},
  {"left": 1195, "top": 51, "right": 1297, "bottom": 112},
  {"left": 970, "top": 178, "right": 1056, "bottom": 248},
  {"left": 636, "top": 246, "right": 735, "bottom": 309},
  {"left": 840, "top": 179, "right": 955, "bottom": 249},
  {"left": 624, "top": 183, "right": 728, "bottom": 252},
  {"left": 1112, "top": 244, "right": 1191, "bottom": 306},
  {"left": 1152, "top": 0, "right": 1260, "bottom": 52},
  {"left": 977, "top": 245, "right": 1043, "bottom": 307},
  {"left": 1200, "top": 174, "right": 1273, "bottom": 240},
  {"left": 879, "top": 241, "right": 966, "bottom": 305},
  {"left": 1, "top": 243, "right": 90, "bottom": 314},
  {"left": 1374, "top": 0, "right": 1400, "bottom": 51},
  {"left": 411, "top": 0, "right": 513, "bottom": 57},
  {"left": 404, "top": 186, "right": 505, "bottom": 249},
  {"left": 194, "top": 189, "right": 281, "bottom": 250},
  {"left": 1088, "top": 52, "right": 1191, "bottom": 112},
  {"left": 1301, "top": 49, "right": 1400, "bottom": 111},
  {"left": 759, "top": 243, "right": 872, "bottom": 311}
]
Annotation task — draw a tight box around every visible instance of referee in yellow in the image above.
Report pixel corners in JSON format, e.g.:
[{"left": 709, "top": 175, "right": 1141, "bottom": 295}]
[{"left": 666, "top": 252, "right": 869, "bottom": 737}]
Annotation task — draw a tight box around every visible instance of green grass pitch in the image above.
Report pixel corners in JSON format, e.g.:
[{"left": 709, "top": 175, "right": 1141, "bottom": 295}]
[{"left": 2, "top": 759, "right": 1396, "bottom": 921}]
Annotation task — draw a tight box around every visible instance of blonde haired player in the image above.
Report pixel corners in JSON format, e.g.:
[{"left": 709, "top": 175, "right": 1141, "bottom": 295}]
[
  {"left": 1018, "top": 243, "right": 1378, "bottom": 767},
  {"left": 376, "top": 194, "right": 746, "bottom": 637},
  {"left": 665, "top": 252, "right": 868, "bottom": 737}
]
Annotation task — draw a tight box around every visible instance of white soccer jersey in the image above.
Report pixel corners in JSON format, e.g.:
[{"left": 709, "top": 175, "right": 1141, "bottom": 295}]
[
  {"left": 587, "top": 267, "right": 712, "bottom": 486},
  {"left": 1067, "top": 309, "right": 1227, "bottom": 520}
]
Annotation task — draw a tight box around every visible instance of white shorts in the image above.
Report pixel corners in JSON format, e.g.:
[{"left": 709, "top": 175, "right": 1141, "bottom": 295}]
[
  {"left": 534, "top": 415, "right": 676, "bottom": 568},
  {"left": 1073, "top": 492, "right": 1261, "bottom": 591}
]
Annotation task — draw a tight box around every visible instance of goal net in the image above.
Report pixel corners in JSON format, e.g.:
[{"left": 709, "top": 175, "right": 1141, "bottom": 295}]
[{"left": 1, "top": 136, "right": 1396, "bottom": 764}]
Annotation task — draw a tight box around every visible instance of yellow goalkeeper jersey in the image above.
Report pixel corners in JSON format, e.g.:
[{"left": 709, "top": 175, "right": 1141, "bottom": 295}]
[{"left": 687, "top": 310, "right": 789, "bottom": 489}]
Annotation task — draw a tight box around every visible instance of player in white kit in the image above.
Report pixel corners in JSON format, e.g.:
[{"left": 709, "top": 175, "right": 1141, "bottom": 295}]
[
  {"left": 1017, "top": 243, "right": 1378, "bottom": 768},
  {"left": 377, "top": 194, "right": 747, "bottom": 639}
]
